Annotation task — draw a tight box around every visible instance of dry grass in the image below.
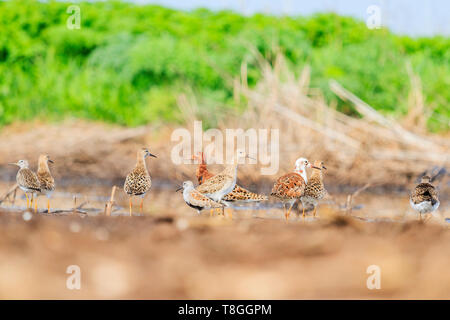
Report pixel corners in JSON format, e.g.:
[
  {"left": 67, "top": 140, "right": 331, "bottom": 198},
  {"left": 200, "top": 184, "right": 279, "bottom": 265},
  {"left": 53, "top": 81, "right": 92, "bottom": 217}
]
[
  {"left": 225, "top": 54, "right": 449, "bottom": 187},
  {"left": 0, "top": 55, "right": 448, "bottom": 196}
]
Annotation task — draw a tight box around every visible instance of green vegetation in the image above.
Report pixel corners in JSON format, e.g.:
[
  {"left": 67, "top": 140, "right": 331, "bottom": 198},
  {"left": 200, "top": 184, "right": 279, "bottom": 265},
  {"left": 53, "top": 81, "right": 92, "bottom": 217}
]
[{"left": 0, "top": 0, "right": 448, "bottom": 130}]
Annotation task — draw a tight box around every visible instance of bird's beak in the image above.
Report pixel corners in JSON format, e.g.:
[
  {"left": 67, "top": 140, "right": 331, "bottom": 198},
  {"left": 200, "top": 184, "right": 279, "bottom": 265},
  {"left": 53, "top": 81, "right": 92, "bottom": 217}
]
[
  {"left": 175, "top": 186, "right": 183, "bottom": 193},
  {"left": 147, "top": 152, "right": 157, "bottom": 158},
  {"left": 48, "top": 159, "right": 54, "bottom": 164},
  {"left": 311, "top": 166, "right": 321, "bottom": 170},
  {"left": 322, "top": 165, "right": 327, "bottom": 170},
  {"left": 8, "top": 163, "right": 18, "bottom": 166}
]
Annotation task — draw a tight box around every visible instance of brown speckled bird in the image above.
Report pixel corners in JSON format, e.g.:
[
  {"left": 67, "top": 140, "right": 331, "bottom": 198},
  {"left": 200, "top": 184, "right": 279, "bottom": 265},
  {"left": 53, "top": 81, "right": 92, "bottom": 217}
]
[
  {"left": 300, "top": 160, "right": 327, "bottom": 218},
  {"left": 271, "top": 157, "right": 311, "bottom": 220},
  {"left": 124, "top": 148, "right": 157, "bottom": 216},
  {"left": 177, "top": 181, "right": 223, "bottom": 214},
  {"left": 9, "top": 159, "right": 41, "bottom": 212},
  {"left": 192, "top": 152, "right": 268, "bottom": 203},
  {"left": 195, "top": 150, "right": 250, "bottom": 214},
  {"left": 37, "top": 154, "right": 55, "bottom": 213},
  {"left": 410, "top": 175, "right": 440, "bottom": 220}
]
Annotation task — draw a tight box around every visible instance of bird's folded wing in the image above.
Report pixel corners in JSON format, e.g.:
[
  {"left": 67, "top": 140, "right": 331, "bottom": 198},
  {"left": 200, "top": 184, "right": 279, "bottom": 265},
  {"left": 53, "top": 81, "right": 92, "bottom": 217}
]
[
  {"left": 271, "top": 173, "right": 305, "bottom": 198},
  {"left": 17, "top": 169, "right": 41, "bottom": 191},
  {"left": 196, "top": 174, "right": 228, "bottom": 194},
  {"left": 190, "top": 190, "right": 222, "bottom": 208},
  {"left": 411, "top": 183, "right": 436, "bottom": 203},
  {"left": 38, "top": 172, "right": 55, "bottom": 191},
  {"left": 224, "top": 184, "right": 268, "bottom": 201}
]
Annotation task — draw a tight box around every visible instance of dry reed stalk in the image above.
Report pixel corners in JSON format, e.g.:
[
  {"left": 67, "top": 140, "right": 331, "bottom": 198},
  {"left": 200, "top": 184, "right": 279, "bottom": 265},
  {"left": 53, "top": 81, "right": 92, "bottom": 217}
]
[
  {"left": 0, "top": 184, "right": 18, "bottom": 205},
  {"left": 72, "top": 196, "right": 77, "bottom": 215},
  {"left": 104, "top": 186, "right": 117, "bottom": 216},
  {"left": 232, "top": 54, "right": 450, "bottom": 185},
  {"left": 345, "top": 183, "right": 372, "bottom": 215},
  {"left": 329, "top": 80, "right": 440, "bottom": 150}
]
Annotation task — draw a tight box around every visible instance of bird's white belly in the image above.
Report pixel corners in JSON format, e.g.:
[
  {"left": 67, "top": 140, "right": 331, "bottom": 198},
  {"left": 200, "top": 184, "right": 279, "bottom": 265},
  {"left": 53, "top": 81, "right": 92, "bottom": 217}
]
[
  {"left": 410, "top": 199, "right": 439, "bottom": 214},
  {"left": 19, "top": 186, "right": 34, "bottom": 194}
]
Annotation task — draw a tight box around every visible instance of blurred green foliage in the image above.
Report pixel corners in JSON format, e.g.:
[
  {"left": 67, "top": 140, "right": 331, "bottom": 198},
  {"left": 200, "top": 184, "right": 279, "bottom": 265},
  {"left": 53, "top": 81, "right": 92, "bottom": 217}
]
[{"left": 0, "top": 0, "right": 448, "bottom": 131}]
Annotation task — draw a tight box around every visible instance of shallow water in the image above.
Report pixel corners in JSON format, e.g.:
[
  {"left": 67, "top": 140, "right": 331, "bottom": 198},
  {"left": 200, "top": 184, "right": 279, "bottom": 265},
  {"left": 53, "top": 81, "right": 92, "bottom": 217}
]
[{"left": 0, "top": 181, "right": 448, "bottom": 221}]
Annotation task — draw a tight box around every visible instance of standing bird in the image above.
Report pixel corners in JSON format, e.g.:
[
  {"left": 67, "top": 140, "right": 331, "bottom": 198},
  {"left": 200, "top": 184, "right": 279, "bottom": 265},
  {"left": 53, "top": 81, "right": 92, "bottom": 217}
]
[
  {"left": 36, "top": 154, "right": 55, "bottom": 213},
  {"left": 124, "top": 148, "right": 157, "bottom": 216},
  {"left": 9, "top": 160, "right": 41, "bottom": 212},
  {"left": 196, "top": 149, "right": 250, "bottom": 213},
  {"left": 176, "top": 181, "right": 223, "bottom": 214},
  {"left": 271, "top": 157, "right": 312, "bottom": 220},
  {"left": 300, "top": 160, "right": 327, "bottom": 218},
  {"left": 410, "top": 175, "right": 440, "bottom": 220},
  {"left": 192, "top": 152, "right": 268, "bottom": 203}
]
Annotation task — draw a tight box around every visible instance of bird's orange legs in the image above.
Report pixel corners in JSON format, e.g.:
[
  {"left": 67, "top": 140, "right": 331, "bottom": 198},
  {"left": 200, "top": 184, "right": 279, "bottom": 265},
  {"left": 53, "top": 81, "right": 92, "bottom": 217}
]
[
  {"left": 285, "top": 203, "right": 294, "bottom": 221},
  {"left": 129, "top": 197, "right": 133, "bottom": 216},
  {"left": 30, "top": 194, "right": 37, "bottom": 213},
  {"left": 25, "top": 193, "right": 30, "bottom": 209},
  {"left": 47, "top": 199, "right": 51, "bottom": 213},
  {"left": 140, "top": 198, "right": 144, "bottom": 214}
]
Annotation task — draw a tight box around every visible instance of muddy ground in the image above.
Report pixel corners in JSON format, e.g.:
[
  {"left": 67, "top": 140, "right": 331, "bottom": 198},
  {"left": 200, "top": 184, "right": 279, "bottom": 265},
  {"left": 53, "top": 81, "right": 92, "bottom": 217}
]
[
  {"left": 1, "top": 207, "right": 450, "bottom": 299},
  {"left": 0, "top": 122, "right": 449, "bottom": 299}
]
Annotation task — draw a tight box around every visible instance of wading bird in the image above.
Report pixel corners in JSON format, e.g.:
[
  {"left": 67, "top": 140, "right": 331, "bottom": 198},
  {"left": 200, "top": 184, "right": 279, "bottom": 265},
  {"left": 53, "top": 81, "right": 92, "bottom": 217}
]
[
  {"left": 124, "top": 148, "right": 157, "bottom": 216},
  {"left": 271, "top": 157, "right": 311, "bottom": 220},
  {"left": 300, "top": 160, "right": 327, "bottom": 218},
  {"left": 196, "top": 149, "right": 251, "bottom": 214},
  {"left": 9, "top": 160, "right": 41, "bottom": 213},
  {"left": 192, "top": 152, "right": 268, "bottom": 203},
  {"left": 410, "top": 175, "right": 439, "bottom": 220},
  {"left": 177, "top": 180, "right": 223, "bottom": 214},
  {"left": 36, "top": 154, "right": 55, "bottom": 213}
]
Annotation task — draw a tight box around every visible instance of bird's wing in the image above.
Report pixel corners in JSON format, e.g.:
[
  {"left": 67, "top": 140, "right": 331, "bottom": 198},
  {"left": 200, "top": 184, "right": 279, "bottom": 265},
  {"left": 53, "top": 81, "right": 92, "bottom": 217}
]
[
  {"left": 189, "top": 189, "right": 223, "bottom": 208},
  {"left": 271, "top": 172, "right": 306, "bottom": 199},
  {"left": 223, "top": 184, "right": 268, "bottom": 201},
  {"left": 17, "top": 169, "right": 40, "bottom": 191},
  {"left": 196, "top": 174, "right": 230, "bottom": 194},
  {"left": 304, "top": 176, "right": 326, "bottom": 199},
  {"left": 429, "top": 186, "right": 439, "bottom": 204},
  {"left": 37, "top": 172, "right": 55, "bottom": 191},
  {"left": 124, "top": 169, "right": 151, "bottom": 195},
  {"left": 411, "top": 183, "right": 437, "bottom": 204}
]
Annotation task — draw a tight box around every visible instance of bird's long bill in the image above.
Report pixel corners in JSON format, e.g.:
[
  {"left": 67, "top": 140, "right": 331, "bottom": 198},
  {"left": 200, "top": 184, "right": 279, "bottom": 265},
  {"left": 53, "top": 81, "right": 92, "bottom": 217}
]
[
  {"left": 175, "top": 186, "right": 183, "bottom": 192},
  {"left": 146, "top": 152, "right": 157, "bottom": 158},
  {"left": 311, "top": 166, "right": 322, "bottom": 170},
  {"left": 322, "top": 165, "right": 327, "bottom": 170},
  {"left": 48, "top": 159, "right": 54, "bottom": 164},
  {"left": 8, "top": 163, "right": 18, "bottom": 166}
]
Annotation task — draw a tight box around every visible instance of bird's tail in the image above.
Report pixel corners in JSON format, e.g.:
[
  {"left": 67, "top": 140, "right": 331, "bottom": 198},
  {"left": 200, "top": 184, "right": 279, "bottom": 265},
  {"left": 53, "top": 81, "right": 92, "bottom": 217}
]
[{"left": 224, "top": 185, "right": 268, "bottom": 202}]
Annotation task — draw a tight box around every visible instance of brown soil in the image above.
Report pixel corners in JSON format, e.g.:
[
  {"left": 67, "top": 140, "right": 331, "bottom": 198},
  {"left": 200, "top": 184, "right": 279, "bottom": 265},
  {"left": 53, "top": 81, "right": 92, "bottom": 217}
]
[
  {"left": 1, "top": 208, "right": 450, "bottom": 299},
  {"left": 0, "top": 121, "right": 448, "bottom": 299}
]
